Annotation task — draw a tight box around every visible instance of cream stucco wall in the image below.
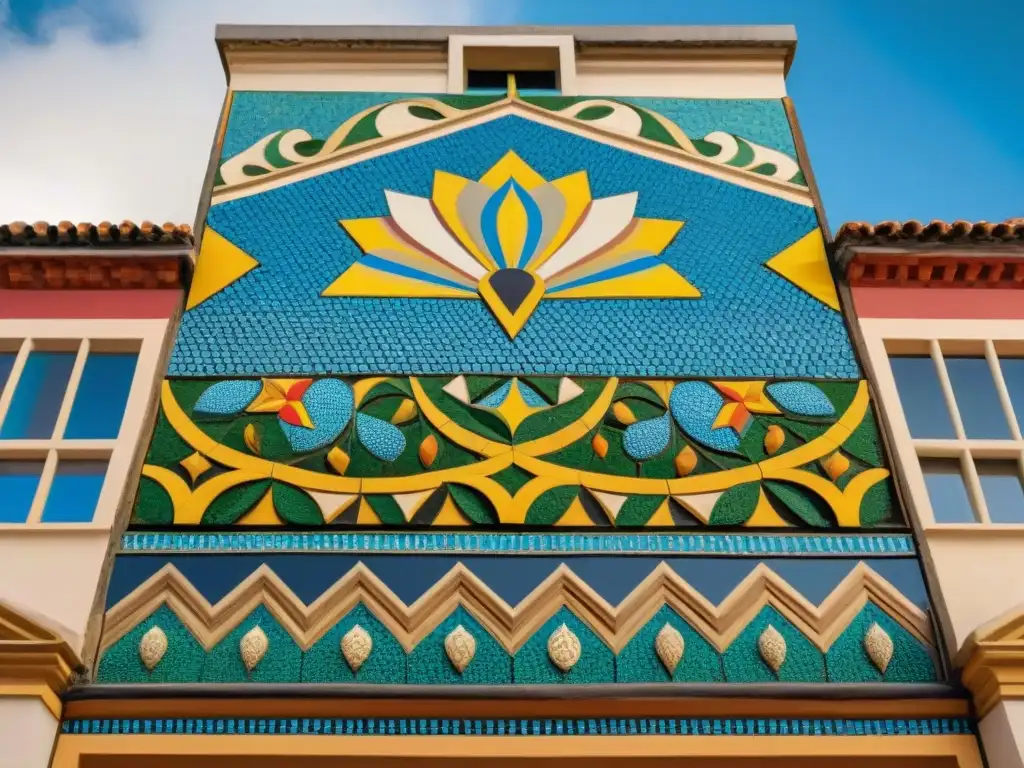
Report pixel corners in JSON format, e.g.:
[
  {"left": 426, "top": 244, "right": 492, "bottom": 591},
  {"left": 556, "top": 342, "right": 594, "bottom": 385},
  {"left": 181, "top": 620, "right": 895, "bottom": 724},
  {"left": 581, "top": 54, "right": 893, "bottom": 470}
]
[
  {"left": 922, "top": 532, "right": 1024, "bottom": 655},
  {"left": 980, "top": 701, "right": 1024, "bottom": 768},
  {"left": 575, "top": 60, "right": 787, "bottom": 98},
  {"left": 0, "top": 699, "right": 58, "bottom": 768},
  {"left": 0, "top": 532, "right": 110, "bottom": 656}
]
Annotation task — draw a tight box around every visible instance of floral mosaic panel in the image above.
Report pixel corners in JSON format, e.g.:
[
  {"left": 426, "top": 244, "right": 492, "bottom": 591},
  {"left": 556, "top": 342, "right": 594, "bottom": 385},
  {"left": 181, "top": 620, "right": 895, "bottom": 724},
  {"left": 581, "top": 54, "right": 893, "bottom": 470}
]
[{"left": 133, "top": 374, "right": 897, "bottom": 529}]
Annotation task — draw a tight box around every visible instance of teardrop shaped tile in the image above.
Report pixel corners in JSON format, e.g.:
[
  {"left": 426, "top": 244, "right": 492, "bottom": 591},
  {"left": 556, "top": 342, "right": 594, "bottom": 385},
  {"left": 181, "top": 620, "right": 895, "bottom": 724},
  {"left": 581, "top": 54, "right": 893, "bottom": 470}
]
[
  {"left": 390, "top": 398, "right": 418, "bottom": 424},
  {"left": 623, "top": 413, "right": 671, "bottom": 461},
  {"left": 139, "top": 626, "right": 168, "bottom": 671},
  {"left": 766, "top": 382, "right": 836, "bottom": 417},
  {"left": 758, "top": 624, "right": 787, "bottom": 673},
  {"left": 193, "top": 380, "right": 262, "bottom": 416},
  {"left": 547, "top": 623, "right": 582, "bottom": 672},
  {"left": 655, "top": 623, "right": 685, "bottom": 675},
  {"left": 326, "top": 446, "right": 350, "bottom": 475},
  {"left": 444, "top": 625, "right": 476, "bottom": 674},
  {"left": 240, "top": 625, "right": 269, "bottom": 673},
  {"left": 864, "top": 622, "right": 894, "bottom": 674},
  {"left": 341, "top": 624, "right": 373, "bottom": 672},
  {"left": 356, "top": 413, "right": 407, "bottom": 462},
  {"left": 591, "top": 431, "right": 609, "bottom": 459}
]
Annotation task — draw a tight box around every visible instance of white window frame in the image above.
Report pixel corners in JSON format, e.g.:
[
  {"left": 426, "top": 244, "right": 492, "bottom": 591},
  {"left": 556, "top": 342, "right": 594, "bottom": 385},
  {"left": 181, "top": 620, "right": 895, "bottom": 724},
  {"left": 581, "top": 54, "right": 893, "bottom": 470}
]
[
  {"left": 861, "top": 317, "right": 1024, "bottom": 530},
  {"left": 0, "top": 318, "right": 168, "bottom": 531},
  {"left": 447, "top": 34, "right": 578, "bottom": 95}
]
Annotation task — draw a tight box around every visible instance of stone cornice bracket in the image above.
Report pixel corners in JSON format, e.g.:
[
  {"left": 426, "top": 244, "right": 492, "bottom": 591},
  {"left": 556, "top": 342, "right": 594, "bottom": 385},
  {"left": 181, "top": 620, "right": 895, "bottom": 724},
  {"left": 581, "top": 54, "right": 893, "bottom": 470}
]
[
  {"left": 959, "top": 607, "right": 1024, "bottom": 718},
  {"left": 0, "top": 602, "right": 83, "bottom": 718}
]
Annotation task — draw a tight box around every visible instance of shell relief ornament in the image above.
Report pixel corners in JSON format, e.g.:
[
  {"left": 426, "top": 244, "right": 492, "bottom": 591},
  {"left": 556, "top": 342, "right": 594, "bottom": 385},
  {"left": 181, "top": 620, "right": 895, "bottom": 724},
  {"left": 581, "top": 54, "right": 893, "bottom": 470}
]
[{"left": 328, "top": 151, "right": 699, "bottom": 338}]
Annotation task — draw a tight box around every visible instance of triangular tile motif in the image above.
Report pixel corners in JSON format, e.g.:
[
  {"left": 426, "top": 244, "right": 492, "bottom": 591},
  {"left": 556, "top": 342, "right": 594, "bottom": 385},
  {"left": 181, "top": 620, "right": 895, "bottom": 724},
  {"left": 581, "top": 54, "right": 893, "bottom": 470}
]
[
  {"left": 764, "top": 228, "right": 839, "bottom": 311},
  {"left": 186, "top": 228, "right": 260, "bottom": 310}
]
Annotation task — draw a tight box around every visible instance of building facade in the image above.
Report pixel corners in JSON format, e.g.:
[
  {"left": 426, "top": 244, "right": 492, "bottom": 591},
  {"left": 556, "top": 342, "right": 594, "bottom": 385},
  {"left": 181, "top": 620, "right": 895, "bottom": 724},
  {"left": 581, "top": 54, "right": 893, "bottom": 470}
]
[{"left": 0, "top": 24, "right": 1006, "bottom": 767}]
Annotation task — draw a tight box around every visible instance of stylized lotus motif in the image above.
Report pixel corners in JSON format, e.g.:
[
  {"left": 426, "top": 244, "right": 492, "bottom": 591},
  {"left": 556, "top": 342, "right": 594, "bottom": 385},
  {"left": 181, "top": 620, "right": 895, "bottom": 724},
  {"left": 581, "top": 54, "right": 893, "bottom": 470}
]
[{"left": 328, "top": 151, "right": 699, "bottom": 338}]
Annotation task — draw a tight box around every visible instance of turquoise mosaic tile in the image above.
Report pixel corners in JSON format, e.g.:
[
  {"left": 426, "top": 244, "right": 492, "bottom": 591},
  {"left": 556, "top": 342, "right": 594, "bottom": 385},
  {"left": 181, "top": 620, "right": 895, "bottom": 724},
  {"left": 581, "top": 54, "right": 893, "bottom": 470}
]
[
  {"left": 62, "top": 717, "right": 975, "bottom": 736},
  {"left": 120, "top": 532, "right": 916, "bottom": 557},
  {"left": 174, "top": 116, "right": 858, "bottom": 379}
]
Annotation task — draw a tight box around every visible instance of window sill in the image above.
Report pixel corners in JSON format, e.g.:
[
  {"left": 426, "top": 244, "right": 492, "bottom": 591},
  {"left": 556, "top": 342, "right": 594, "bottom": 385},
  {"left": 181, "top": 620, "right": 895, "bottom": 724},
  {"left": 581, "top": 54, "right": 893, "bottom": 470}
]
[
  {"left": 922, "top": 523, "right": 1024, "bottom": 536},
  {"left": 0, "top": 522, "right": 109, "bottom": 533}
]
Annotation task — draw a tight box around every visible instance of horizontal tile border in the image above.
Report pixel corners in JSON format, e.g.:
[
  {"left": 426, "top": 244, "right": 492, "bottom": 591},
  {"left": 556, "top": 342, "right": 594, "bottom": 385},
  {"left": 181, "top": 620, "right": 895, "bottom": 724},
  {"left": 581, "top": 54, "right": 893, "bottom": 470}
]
[
  {"left": 121, "top": 532, "right": 916, "bottom": 557},
  {"left": 62, "top": 716, "right": 971, "bottom": 737}
]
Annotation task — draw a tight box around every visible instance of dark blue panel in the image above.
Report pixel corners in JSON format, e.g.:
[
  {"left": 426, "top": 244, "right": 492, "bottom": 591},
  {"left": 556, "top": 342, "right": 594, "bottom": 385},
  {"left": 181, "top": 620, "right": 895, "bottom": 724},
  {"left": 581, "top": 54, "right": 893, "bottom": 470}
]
[
  {"left": 0, "top": 460, "right": 43, "bottom": 523},
  {"left": 0, "top": 353, "right": 14, "bottom": 396},
  {"left": 106, "top": 554, "right": 932, "bottom": 613},
  {"left": 0, "top": 351, "right": 75, "bottom": 439},
  {"left": 945, "top": 357, "right": 1011, "bottom": 439},
  {"left": 64, "top": 353, "right": 138, "bottom": 439},
  {"left": 41, "top": 460, "right": 107, "bottom": 523},
  {"left": 890, "top": 356, "right": 955, "bottom": 439}
]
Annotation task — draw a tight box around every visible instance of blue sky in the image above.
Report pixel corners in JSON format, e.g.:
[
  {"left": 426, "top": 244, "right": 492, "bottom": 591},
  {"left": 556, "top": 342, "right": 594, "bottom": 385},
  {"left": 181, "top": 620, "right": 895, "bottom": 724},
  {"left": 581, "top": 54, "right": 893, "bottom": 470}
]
[{"left": 1, "top": 0, "right": 1021, "bottom": 225}]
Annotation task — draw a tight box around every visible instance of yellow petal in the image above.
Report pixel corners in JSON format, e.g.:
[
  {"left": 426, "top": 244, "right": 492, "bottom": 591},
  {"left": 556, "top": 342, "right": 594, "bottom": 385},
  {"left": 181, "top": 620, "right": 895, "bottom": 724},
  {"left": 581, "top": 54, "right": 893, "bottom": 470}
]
[
  {"left": 822, "top": 451, "right": 850, "bottom": 481},
  {"left": 243, "top": 424, "right": 261, "bottom": 455},
  {"left": 419, "top": 434, "right": 439, "bottom": 468},
  {"left": 390, "top": 398, "right": 418, "bottom": 424},
  {"left": 612, "top": 402, "right": 636, "bottom": 425},
  {"left": 591, "top": 431, "right": 609, "bottom": 459}
]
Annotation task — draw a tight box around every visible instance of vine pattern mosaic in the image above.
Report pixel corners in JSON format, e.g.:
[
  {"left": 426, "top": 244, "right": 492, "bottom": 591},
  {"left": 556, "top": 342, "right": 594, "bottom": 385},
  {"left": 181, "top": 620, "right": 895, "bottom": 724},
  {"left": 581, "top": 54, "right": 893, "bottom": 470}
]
[{"left": 133, "top": 374, "right": 896, "bottom": 529}]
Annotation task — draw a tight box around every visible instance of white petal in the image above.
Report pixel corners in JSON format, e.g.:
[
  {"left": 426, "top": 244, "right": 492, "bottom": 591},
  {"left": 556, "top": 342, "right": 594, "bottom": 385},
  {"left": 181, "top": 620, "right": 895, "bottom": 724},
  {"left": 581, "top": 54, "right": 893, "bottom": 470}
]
[
  {"left": 536, "top": 192, "right": 638, "bottom": 280},
  {"left": 384, "top": 190, "right": 487, "bottom": 279},
  {"left": 375, "top": 102, "right": 443, "bottom": 137}
]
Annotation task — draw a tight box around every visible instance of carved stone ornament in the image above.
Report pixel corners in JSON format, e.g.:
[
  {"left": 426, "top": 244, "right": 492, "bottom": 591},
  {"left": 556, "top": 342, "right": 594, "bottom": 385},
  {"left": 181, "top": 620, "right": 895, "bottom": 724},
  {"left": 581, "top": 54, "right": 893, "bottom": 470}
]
[
  {"left": 138, "top": 625, "right": 168, "bottom": 671},
  {"left": 864, "top": 622, "right": 894, "bottom": 674},
  {"left": 444, "top": 625, "right": 476, "bottom": 674},
  {"left": 240, "top": 625, "right": 269, "bottom": 672},
  {"left": 547, "top": 623, "right": 582, "bottom": 672},
  {"left": 758, "top": 624, "right": 787, "bottom": 673},
  {"left": 655, "top": 623, "right": 685, "bottom": 675},
  {"left": 341, "top": 624, "right": 373, "bottom": 672}
]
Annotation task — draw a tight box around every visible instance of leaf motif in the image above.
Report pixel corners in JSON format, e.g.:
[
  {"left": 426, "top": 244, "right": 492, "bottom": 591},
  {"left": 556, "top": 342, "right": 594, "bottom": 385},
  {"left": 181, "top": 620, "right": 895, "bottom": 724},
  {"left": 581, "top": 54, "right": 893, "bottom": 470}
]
[
  {"left": 200, "top": 479, "right": 271, "bottom": 525},
  {"left": 612, "top": 382, "right": 666, "bottom": 407},
  {"left": 193, "top": 380, "right": 262, "bottom": 417},
  {"left": 447, "top": 484, "right": 498, "bottom": 525},
  {"left": 524, "top": 486, "right": 579, "bottom": 525},
  {"left": 763, "top": 480, "right": 833, "bottom": 527},
  {"left": 134, "top": 476, "right": 174, "bottom": 525},
  {"left": 272, "top": 482, "right": 324, "bottom": 526},
  {"left": 708, "top": 482, "right": 761, "bottom": 526}
]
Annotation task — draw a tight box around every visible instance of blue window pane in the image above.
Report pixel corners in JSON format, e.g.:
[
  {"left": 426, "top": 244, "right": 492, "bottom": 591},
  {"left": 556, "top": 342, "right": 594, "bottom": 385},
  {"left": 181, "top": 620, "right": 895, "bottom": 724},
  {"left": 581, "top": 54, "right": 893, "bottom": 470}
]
[
  {"left": 64, "top": 353, "right": 138, "bottom": 439},
  {"left": 978, "top": 461, "right": 1024, "bottom": 524},
  {"left": 40, "top": 460, "right": 107, "bottom": 523},
  {"left": 921, "top": 458, "right": 976, "bottom": 523},
  {"left": 0, "top": 461, "right": 44, "bottom": 523},
  {"left": 0, "top": 352, "right": 15, "bottom": 397},
  {"left": 945, "top": 357, "right": 1011, "bottom": 439},
  {"left": 1001, "top": 358, "right": 1024, "bottom": 433},
  {"left": 0, "top": 351, "right": 75, "bottom": 439},
  {"left": 890, "top": 356, "right": 956, "bottom": 439}
]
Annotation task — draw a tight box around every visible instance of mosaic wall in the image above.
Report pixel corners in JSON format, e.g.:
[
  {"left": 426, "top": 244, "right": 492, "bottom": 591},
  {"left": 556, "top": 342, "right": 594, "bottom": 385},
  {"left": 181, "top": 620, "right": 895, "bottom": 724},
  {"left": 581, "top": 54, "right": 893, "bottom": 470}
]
[{"left": 101, "top": 88, "right": 926, "bottom": 690}]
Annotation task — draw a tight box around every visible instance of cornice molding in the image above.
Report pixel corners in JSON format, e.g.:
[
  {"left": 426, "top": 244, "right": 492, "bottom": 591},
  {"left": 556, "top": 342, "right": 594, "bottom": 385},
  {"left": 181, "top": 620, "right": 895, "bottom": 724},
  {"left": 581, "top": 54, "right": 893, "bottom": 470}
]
[
  {"left": 101, "top": 561, "right": 933, "bottom": 657},
  {"left": 958, "top": 606, "right": 1024, "bottom": 718},
  {"left": 0, "top": 602, "right": 82, "bottom": 717}
]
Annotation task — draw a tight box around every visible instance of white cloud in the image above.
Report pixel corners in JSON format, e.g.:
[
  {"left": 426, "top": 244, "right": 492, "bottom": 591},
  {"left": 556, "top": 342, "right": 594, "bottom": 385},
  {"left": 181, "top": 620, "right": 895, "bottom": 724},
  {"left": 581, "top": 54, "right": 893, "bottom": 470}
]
[{"left": 0, "top": 0, "right": 493, "bottom": 223}]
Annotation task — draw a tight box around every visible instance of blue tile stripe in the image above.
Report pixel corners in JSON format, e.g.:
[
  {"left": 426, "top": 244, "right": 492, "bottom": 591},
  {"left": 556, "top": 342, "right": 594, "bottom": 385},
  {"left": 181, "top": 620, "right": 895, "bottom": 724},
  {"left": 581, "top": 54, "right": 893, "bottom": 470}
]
[
  {"left": 120, "top": 532, "right": 916, "bottom": 557},
  {"left": 61, "top": 717, "right": 972, "bottom": 737}
]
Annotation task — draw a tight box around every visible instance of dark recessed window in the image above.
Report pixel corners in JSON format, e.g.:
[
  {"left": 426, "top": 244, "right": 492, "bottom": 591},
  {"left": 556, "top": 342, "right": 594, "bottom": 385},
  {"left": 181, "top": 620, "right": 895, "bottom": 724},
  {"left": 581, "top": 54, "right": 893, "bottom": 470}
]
[{"left": 466, "top": 69, "right": 558, "bottom": 93}]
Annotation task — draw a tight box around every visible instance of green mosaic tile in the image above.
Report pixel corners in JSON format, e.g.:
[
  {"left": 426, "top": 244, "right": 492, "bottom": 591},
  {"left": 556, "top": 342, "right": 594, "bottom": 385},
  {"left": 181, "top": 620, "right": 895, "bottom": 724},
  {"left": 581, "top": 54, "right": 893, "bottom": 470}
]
[
  {"left": 95, "top": 605, "right": 204, "bottom": 684},
  {"left": 722, "top": 605, "right": 826, "bottom": 683},
  {"left": 199, "top": 606, "right": 301, "bottom": 683},
  {"left": 406, "top": 606, "right": 511, "bottom": 685},
  {"left": 513, "top": 607, "right": 614, "bottom": 684},
  {"left": 301, "top": 603, "right": 406, "bottom": 684},
  {"left": 616, "top": 605, "right": 724, "bottom": 683}
]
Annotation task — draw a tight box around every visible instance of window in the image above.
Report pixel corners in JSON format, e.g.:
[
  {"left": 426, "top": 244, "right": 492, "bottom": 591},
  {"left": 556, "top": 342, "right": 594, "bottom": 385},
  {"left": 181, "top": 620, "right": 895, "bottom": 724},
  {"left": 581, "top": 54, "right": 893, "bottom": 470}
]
[
  {"left": 0, "top": 324, "right": 161, "bottom": 528},
  {"left": 466, "top": 69, "right": 559, "bottom": 94},
  {"left": 448, "top": 35, "right": 575, "bottom": 95},
  {"left": 883, "top": 338, "right": 1024, "bottom": 525}
]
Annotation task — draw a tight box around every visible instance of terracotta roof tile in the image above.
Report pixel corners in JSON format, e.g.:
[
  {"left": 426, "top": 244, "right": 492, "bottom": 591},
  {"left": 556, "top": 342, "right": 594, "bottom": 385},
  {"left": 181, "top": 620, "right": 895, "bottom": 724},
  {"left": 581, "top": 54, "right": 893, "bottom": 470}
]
[
  {"left": 835, "top": 218, "right": 1024, "bottom": 246},
  {"left": 0, "top": 220, "right": 193, "bottom": 248}
]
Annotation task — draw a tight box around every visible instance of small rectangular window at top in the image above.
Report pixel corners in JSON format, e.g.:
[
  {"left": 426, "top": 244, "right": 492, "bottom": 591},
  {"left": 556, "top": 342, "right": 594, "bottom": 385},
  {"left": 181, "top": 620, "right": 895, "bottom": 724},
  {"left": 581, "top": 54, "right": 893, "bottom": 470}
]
[{"left": 466, "top": 69, "right": 558, "bottom": 94}]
